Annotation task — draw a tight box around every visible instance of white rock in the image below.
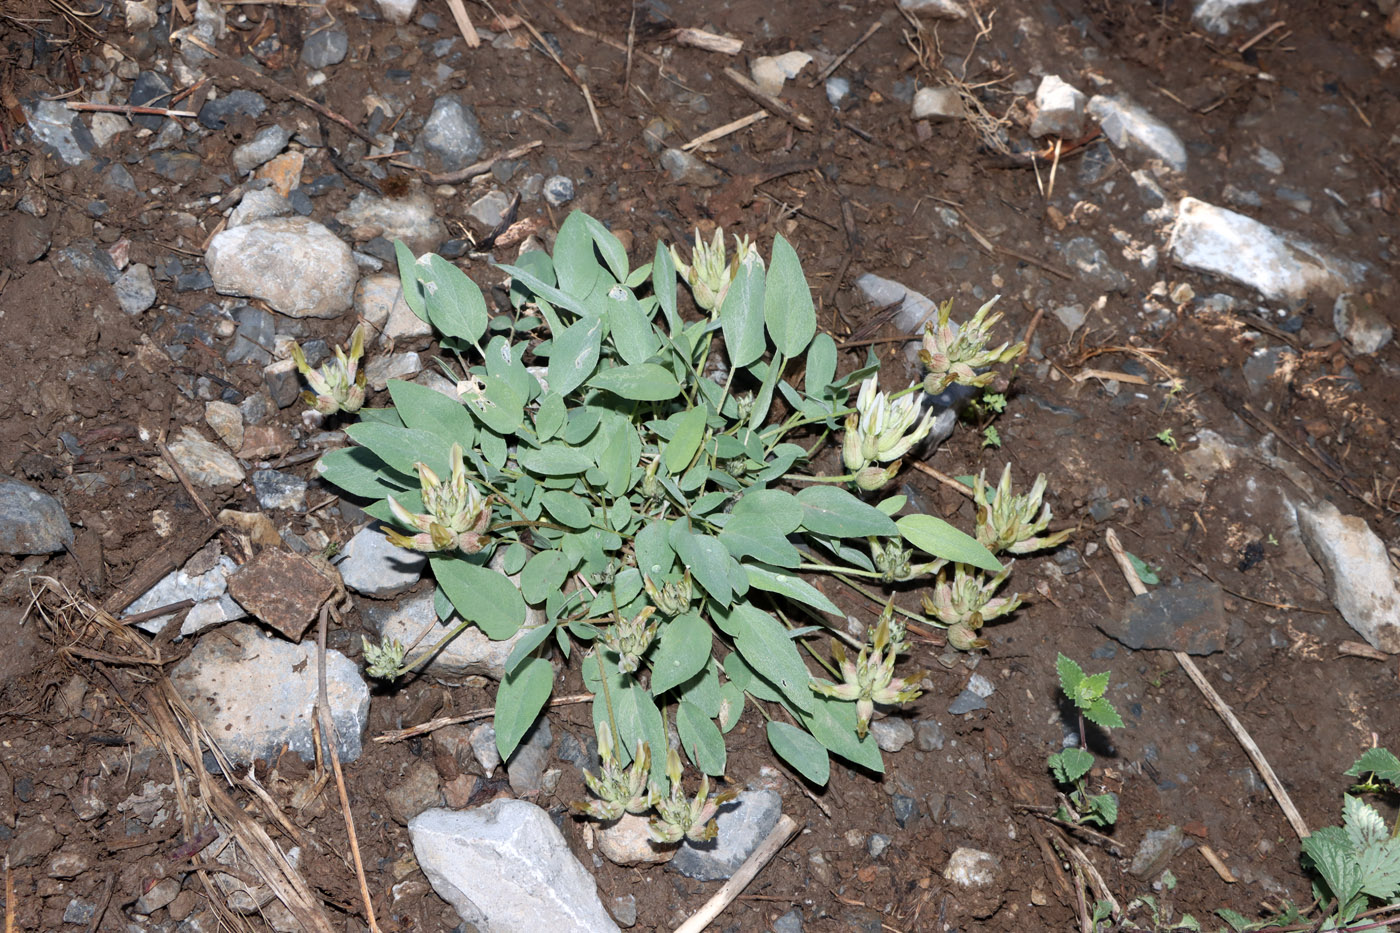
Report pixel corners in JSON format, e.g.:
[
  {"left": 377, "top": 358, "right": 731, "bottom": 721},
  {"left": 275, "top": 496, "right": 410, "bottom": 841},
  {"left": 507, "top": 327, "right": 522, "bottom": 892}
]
[
  {"left": 869, "top": 717, "right": 915, "bottom": 753},
  {"left": 944, "top": 847, "right": 1000, "bottom": 887},
  {"left": 364, "top": 590, "right": 544, "bottom": 679},
  {"left": 204, "top": 400, "right": 245, "bottom": 450},
  {"left": 227, "top": 187, "right": 292, "bottom": 228},
  {"left": 335, "top": 191, "right": 446, "bottom": 255},
  {"left": 1333, "top": 294, "right": 1392, "bottom": 354},
  {"left": 597, "top": 813, "right": 676, "bottom": 866},
  {"left": 206, "top": 217, "right": 358, "bottom": 318},
  {"left": 855, "top": 272, "right": 938, "bottom": 336},
  {"left": 898, "top": 0, "right": 968, "bottom": 18},
  {"left": 89, "top": 112, "right": 130, "bottom": 149},
  {"left": 124, "top": 554, "right": 247, "bottom": 637},
  {"left": 375, "top": 0, "right": 417, "bottom": 24},
  {"left": 124, "top": 0, "right": 157, "bottom": 30},
  {"left": 410, "top": 801, "right": 620, "bottom": 933},
  {"left": 750, "top": 51, "right": 812, "bottom": 96},
  {"left": 171, "top": 623, "right": 370, "bottom": 765},
  {"left": 1194, "top": 0, "right": 1268, "bottom": 33},
  {"left": 1030, "top": 75, "right": 1087, "bottom": 138},
  {"left": 336, "top": 524, "right": 426, "bottom": 597},
  {"left": 165, "top": 426, "right": 245, "bottom": 487},
  {"left": 1087, "top": 95, "right": 1186, "bottom": 172},
  {"left": 912, "top": 86, "right": 965, "bottom": 121},
  {"left": 354, "top": 274, "right": 432, "bottom": 345},
  {"left": 1168, "top": 198, "right": 1366, "bottom": 302},
  {"left": 1295, "top": 500, "right": 1400, "bottom": 652},
  {"left": 365, "top": 351, "right": 422, "bottom": 390}
]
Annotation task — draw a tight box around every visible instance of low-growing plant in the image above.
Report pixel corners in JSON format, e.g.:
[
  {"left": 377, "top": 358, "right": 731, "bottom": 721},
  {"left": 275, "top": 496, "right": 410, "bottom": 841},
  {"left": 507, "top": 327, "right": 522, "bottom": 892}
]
[
  {"left": 303, "top": 211, "right": 1062, "bottom": 817},
  {"left": 1048, "top": 653, "right": 1124, "bottom": 828}
]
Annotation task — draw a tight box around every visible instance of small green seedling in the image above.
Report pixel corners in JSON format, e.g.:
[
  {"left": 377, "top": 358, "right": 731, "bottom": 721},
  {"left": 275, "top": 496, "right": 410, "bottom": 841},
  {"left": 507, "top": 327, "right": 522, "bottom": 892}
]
[
  {"left": 1125, "top": 551, "right": 1160, "bottom": 586},
  {"left": 1296, "top": 747, "right": 1400, "bottom": 929},
  {"left": 1047, "top": 653, "right": 1124, "bottom": 828},
  {"left": 1155, "top": 428, "right": 1180, "bottom": 451},
  {"left": 981, "top": 425, "right": 1002, "bottom": 448}
]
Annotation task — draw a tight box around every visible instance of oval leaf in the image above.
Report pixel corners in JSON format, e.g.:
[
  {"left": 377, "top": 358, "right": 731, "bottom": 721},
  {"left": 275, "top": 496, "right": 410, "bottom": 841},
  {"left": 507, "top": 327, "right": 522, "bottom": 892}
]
[
  {"left": 796, "top": 486, "right": 898, "bottom": 538},
  {"left": 896, "top": 513, "right": 1002, "bottom": 573},
  {"left": 730, "top": 605, "right": 815, "bottom": 713},
  {"left": 763, "top": 234, "right": 816, "bottom": 357},
  {"left": 588, "top": 363, "right": 681, "bottom": 401},
  {"left": 649, "top": 612, "right": 712, "bottom": 696},
  {"left": 547, "top": 316, "right": 605, "bottom": 397},
  {"left": 719, "top": 256, "right": 766, "bottom": 369},
  {"left": 422, "top": 254, "right": 488, "bottom": 345},
  {"left": 495, "top": 655, "right": 554, "bottom": 760},
  {"left": 678, "top": 701, "right": 727, "bottom": 776},
  {"left": 431, "top": 556, "right": 525, "bottom": 640},
  {"left": 767, "top": 721, "right": 830, "bottom": 785}
]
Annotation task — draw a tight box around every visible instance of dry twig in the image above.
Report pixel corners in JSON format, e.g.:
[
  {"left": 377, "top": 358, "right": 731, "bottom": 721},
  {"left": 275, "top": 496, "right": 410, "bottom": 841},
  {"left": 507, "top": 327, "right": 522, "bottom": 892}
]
[{"left": 672, "top": 815, "right": 800, "bottom": 933}]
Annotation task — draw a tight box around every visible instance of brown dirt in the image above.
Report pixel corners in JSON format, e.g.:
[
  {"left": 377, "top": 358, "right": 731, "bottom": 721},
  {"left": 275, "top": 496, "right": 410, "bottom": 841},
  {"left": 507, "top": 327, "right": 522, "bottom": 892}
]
[{"left": 1, "top": 0, "right": 1398, "bottom": 930}]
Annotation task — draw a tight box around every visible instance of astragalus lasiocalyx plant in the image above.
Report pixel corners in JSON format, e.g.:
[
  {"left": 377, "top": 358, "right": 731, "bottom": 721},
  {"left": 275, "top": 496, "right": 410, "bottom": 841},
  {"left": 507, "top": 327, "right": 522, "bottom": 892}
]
[{"left": 306, "top": 211, "right": 1055, "bottom": 816}]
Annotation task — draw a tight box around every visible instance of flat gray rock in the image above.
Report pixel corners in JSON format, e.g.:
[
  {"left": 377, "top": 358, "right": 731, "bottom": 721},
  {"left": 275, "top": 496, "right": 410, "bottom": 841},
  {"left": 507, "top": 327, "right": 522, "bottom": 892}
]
[
  {"left": 231, "top": 124, "right": 292, "bottom": 174},
  {"left": 1097, "top": 578, "right": 1227, "bottom": 655},
  {"left": 0, "top": 477, "right": 73, "bottom": 555},
  {"left": 1030, "top": 75, "right": 1087, "bottom": 138},
  {"left": 171, "top": 623, "right": 369, "bottom": 765},
  {"left": 1087, "top": 95, "right": 1186, "bottom": 172},
  {"left": 415, "top": 95, "right": 484, "bottom": 173},
  {"left": 124, "top": 554, "right": 247, "bottom": 637},
  {"left": 165, "top": 426, "right": 245, "bottom": 487},
  {"left": 364, "top": 590, "right": 539, "bottom": 679},
  {"left": 114, "top": 262, "right": 156, "bottom": 314},
  {"left": 205, "top": 216, "right": 357, "bottom": 318},
  {"left": 1296, "top": 500, "right": 1400, "bottom": 652},
  {"left": 337, "top": 525, "right": 426, "bottom": 597},
  {"left": 671, "top": 789, "right": 782, "bottom": 881},
  {"left": 335, "top": 191, "right": 445, "bottom": 255},
  {"left": 410, "top": 801, "right": 620, "bottom": 933}
]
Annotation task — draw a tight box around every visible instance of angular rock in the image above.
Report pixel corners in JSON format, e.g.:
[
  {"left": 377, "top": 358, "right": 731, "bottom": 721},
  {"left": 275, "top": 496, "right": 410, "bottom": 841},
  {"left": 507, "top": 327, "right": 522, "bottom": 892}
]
[
  {"left": 506, "top": 717, "right": 553, "bottom": 796},
  {"left": 335, "top": 191, "right": 446, "bottom": 255},
  {"left": 1087, "top": 95, "right": 1186, "bottom": 172},
  {"left": 944, "top": 847, "right": 999, "bottom": 886},
  {"left": 659, "top": 148, "right": 723, "bottom": 187},
  {"left": 898, "top": 0, "right": 968, "bottom": 17},
  {"left": 750, "top": 51, "right": 812, "bottom": 96},
  {"left": 206, "top": 217, "right": 358, "bottom": 318},
  {"left": 226, "top": 548, "right": 339, "bottom": 641},
  {"left": 365, "top": 351, "right": 422, "bottom": 390},
  {"left": 915, "top": 719, "right": 945, "bottom": 751},
  {"left": 250, "top": 469, "right": 306, "bottom": 510},
  {"left": 410, "top": 801, "right": 620, "bottom": 933},
  {"left": 543, "top": 175, "right": 575, "bottom": 208},
  {"left": 300, "top": 27, "right": 348, "bottom": 69},
  {"left": 23, "top": 98, "right": 92, "bottom": 166},
  {"left": 204, "top": 399, "right": 245, "bottom": 450},
  {"left": 198, "top": 89, "right": 267, "bottom": 130},
  {"left": 598, "top": 813, "right": 677, "bottom": 866},
  {"left": 231, "top": 125, "right": 293, "bottom": 174},
  {"left": 376, "top": 0, "right": 417, "bottom": 23},
  {"left": 124, "top": 554, "right": 247, "bottom": 638},
  {"left": 416, "top": 95, "right": 484, "bottom": 173},
  {"left": 354, "top": 274, "right": 429, "bottom": 344},
  {"left": 165, "top": 426, "right": 245, "bottom": 487},
  {"left": 1030, "top": 75, "right": 1087, "bottom": 138},
  {"left": 228, "top": 187, "right": 292, "bottom": 228},
  {"left": 1130, "top": 825, "right": 1184, "bottom": 879},
  {"left": 1168, "top": 198, "right": 1366, "bottom": 302},
  {"left": 1333, "top": 294, "right": 1392, "bottom": 354},
  {"left": 171, "top": 622, "right": 369, "bottom": 765},
  {"left": 1296, "top": 500, "right": 1400, "bottom": 652},
  {"left": 89, "top": 111, "right": 130, "bottom": 149},
  {"left": 671, "top": 790, "right": 781, "bottom": 881},
  {"left": 129, "top": 71, "right": 172, "bottom": 130},
  {"left": 114, "top": 262, "right": 157, "bottom": 314},
  {"left": 467, "top": 190, "right": 512, "bottom": 229},
  {"left": 869, "top": 717, "right": 914, "bottom": 753},
  {"left": 387, "top": 759, "right": 442, "bottom": 825},
  {"left": 337, "top": 524, "right": 426, "bottom": 597},
  {"left": 1064, "top": 237, "right": 1128, "bottom": 292},
  {"left": 150, "top": 151, "right": 202, "bottom": 184},
  {"left": 1194, "top": 0, "right": 1268, "bottom": 33},
  {"left": 0, "top": 477, "right": 73, "bottom": 555},
  {"left": 912, "top": 86, "right": 964, "bottom": 121},
  {"left": 1097, "top": 578, "right": 1227, "bottom": 655},
  {"left": 363, "top": 588, "right": 543, "bottom": 679}
]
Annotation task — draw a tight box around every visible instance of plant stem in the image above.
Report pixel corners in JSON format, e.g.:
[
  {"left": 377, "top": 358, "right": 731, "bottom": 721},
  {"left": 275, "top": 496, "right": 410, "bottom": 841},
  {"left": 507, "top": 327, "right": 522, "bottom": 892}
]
[{"left": 787, "top": 473, "right": 857, "bottom": 484}]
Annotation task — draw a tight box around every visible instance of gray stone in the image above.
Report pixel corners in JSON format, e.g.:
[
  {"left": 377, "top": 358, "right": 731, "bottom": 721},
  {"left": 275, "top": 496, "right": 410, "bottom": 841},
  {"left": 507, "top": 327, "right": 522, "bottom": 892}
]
[
  {"left": 365, "top": 351, "right": 422, "bottom": 390},
  {"left": 912, "top": 86, "right": 964, "bottom": 121},
  {"left": 204, "top": 399, "right": 244, "bottom": 450},
  {"left": 1064, "top": 237, "right": 1128, "bottom": 292},
  {"left": 1168, "top": 198, "right": 1365, "bottom": 303},
  {"left": 467, "top": 190, "right": 512, "bottom": 229},
  {"left": 1030, "top": 75, "right": 1087, "bottom": 138},
  {"left": 506, "top": 717, "right": 553, "bottom": 796},
  {"left": 471, "top": 723, "right": 501, "bottom": 776},
  {"left": 543, "top": 175, "right": 575, "bottom": 208},
  {"left": 354, "top": 274, "right": 429, "bottom": 345},
  {"left": 948, "top": 689, "right": 987, "bottom": 715},
  {"left": 63, "top": 899, "right": 97, "bottom": 925},
  {"left": 914, "top": 719, "right": 945, "bottom": 751},
  {"left": 773, "top": 908, "right": 804, "bottom": 933},
  {"left": 124, "top": 554, "right": 246, "bottom": 638},
  {"left": 1097, "top": 578, "right": 1227, "bottom": 655},
  {"left": 300, "top": 27, "right": 348, "bottom": 69},
  {"left": 898, "top": 0, "right": 968, "bottom": 18},
  {"left": 1129, "top": 825, "right": 1184, "bottom": 879},
  {"left": 364, "top": 592, "right": 513, "bottom": 678},
  {"left": 893, "top": 793, "right": 918, "bottom": 828},
  {"left": 231, "top": 125, "right": 293, "bottom": 174},
  {"left": 337, "top": 524, "right": 426, "bottom": 597},
  {"left": 171, "top": 623, "right": 369, "bottom": 765},
  {"left": 410, "top": 801, "right": 620, "bottom": 933},
  {"left": 54, "top": 239, "right": 118, "bottom": 284},
  {"left": 23, "top": 98, "right": 92, "bottom": 166},
  {"left": 228, "top": 187, "right": 293, "bottom": 229},
  {"left": 416, "top": 95, "right": 484, "bottom": 173},
  {"left": 251, "top": 469, "right": 307, "bottom": 510},
  {"left": 1053, "top": 303, "right": 1086, "bottom": 332},
  {"left": 1333, "top": 293, "right": 1392, "bottom": 354},
  {"left": 376, "top": 0, "right": 417, "bottom": 24},
  {"left": 165, "top": 426, "right": 245, "bottom": 487},
  {"left": 608, "top": 894, "right": 638, "bottom": 928},
  {"left": 598, "top": 812, "right": 677, "bottom": 866},
  {"left": 115, "top": 262, "right": 157, "bottom": 314},
  {"left": 387, "top": 759, "right": 442, "bottom": 825},
  {"left": 89, "top": 111, "right": 130, "bottom": 149},
  {"left": 868, "top": 833, "right": 892, "bottom": 859},
  {"left": 129, "top": 71, "right": 173, "bottom": 130},
  {"left": 967, "top": 672, "right": 995, "bottom": 698},
  {"left": 944, "top": 847, "right": 999, "bottom": 886},
  {"left": 0, "top": 477, "right": 73, "bottom": 554},
  {"left": 229, "top": 301, "right": 282, "bottom": 358},
  {"left": 1194, "top": 0, "right": 1267, "bottom": 32},
  {"left": 150, "top": 151, "right": 203, "bottom": 184},
  {"left": 671, "top": 789, "right": 782, "bottom": 881},
  {"left": 135, "top": 877, "right": 181, "bottom": 914},
  {"left": 198, "top": 89, "right": 267, "bottom": 131},
  {"left": 264, "top": 358, "right": 301, "bottom": 408},
  {"left": 335, "top": 191, "right": 446, "bottom": 255},
  {"left": 206, "top": 217, "right": 358, "bottom": 318},
  {"left": 660, "top": 148, "right": 723, "bottom": 187},
  {"left": 1087, "top": 95, "right": 1186, "bottom": 172},
  {"left": 826, "top": 76, "right": 851, "bottom": 108},
  {"left": 1296, "top": 500, "right": 1400, "bottom": 653},
  {"left": 869, "top": 717, "right": 914, "bottom": 753}
]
